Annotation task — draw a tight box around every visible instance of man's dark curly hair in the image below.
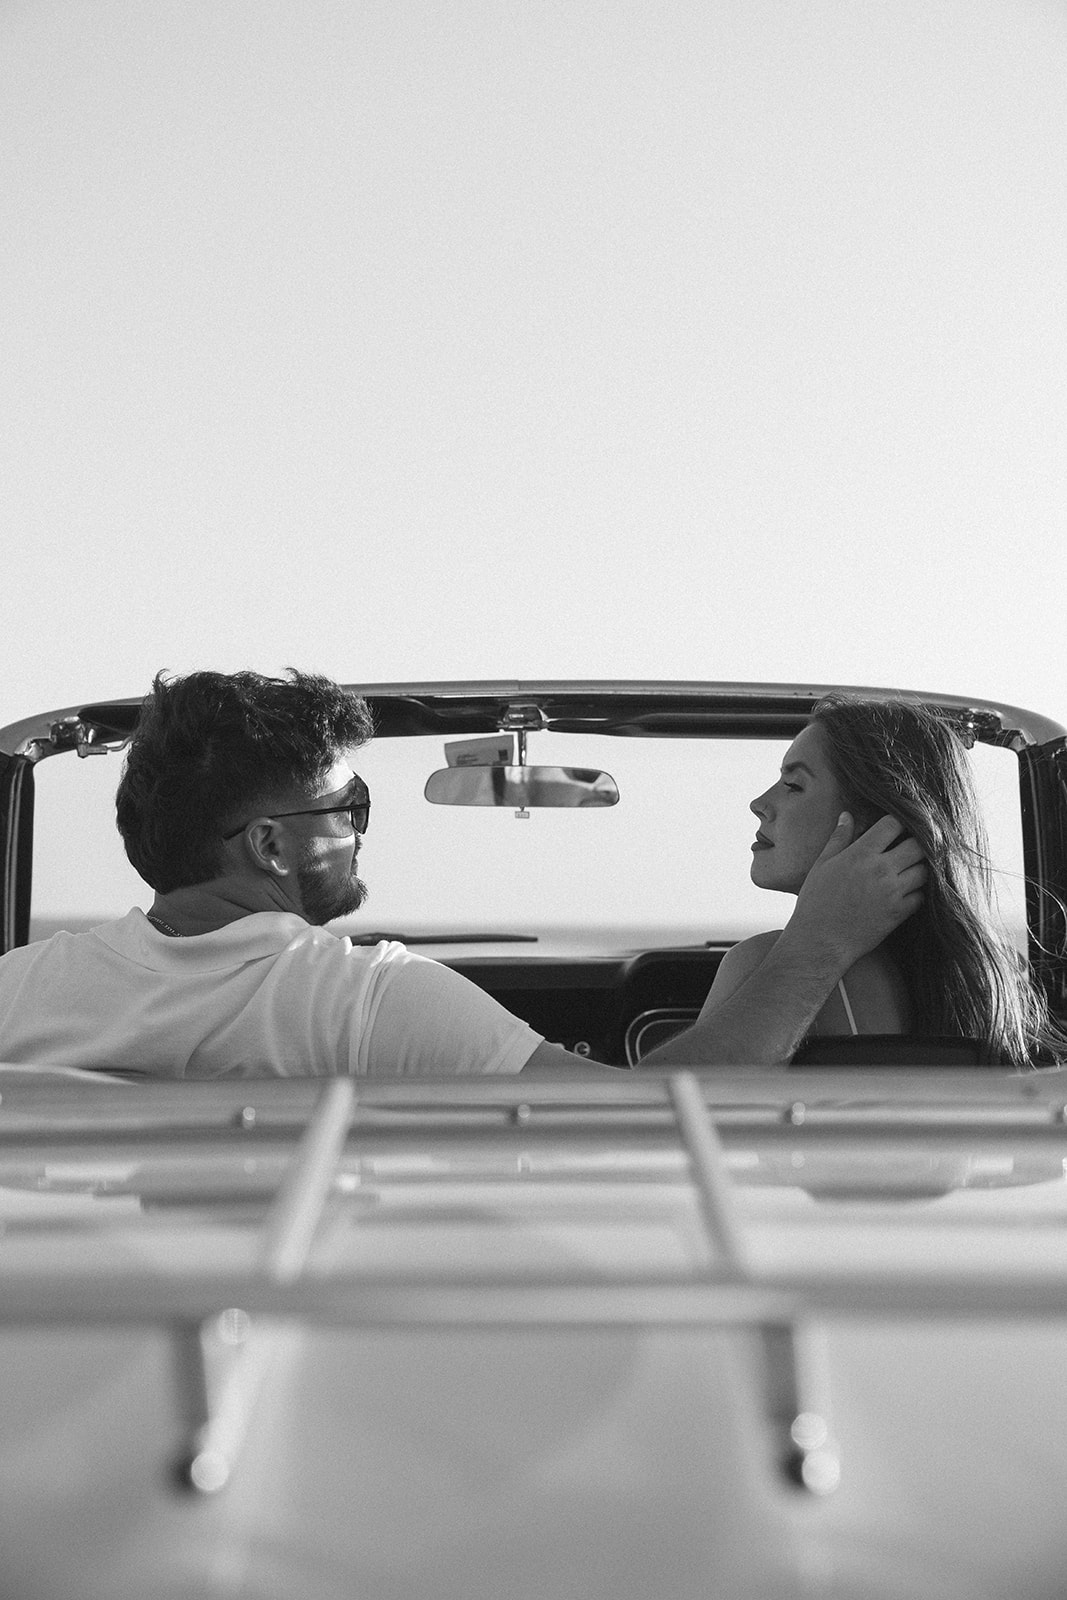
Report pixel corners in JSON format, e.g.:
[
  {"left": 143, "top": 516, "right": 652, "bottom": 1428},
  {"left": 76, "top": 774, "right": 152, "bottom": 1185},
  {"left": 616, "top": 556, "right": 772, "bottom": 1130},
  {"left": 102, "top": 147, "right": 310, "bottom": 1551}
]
[{"left": 115, "top": 669, "right": 375, "bottom": 892}]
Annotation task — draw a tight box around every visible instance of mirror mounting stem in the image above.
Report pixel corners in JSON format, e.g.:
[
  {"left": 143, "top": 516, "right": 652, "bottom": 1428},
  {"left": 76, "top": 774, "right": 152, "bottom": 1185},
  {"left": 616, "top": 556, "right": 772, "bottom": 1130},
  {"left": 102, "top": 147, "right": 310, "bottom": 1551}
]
[{"left": 499, "top": 703, "right": 548, "bottom": 768}]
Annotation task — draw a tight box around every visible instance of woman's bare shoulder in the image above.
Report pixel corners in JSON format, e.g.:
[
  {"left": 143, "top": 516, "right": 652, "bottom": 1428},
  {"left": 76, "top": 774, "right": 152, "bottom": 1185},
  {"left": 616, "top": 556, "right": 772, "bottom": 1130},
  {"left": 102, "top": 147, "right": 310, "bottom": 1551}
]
[
  {"left": 706, "top": 930, "right": 785, "bottom": 1007},
  {"left": 730, "top": 929, "right": 784, "bottom": 960},
  {"left": 824, "top": 945, "right": 912, "bottom": 1034}
]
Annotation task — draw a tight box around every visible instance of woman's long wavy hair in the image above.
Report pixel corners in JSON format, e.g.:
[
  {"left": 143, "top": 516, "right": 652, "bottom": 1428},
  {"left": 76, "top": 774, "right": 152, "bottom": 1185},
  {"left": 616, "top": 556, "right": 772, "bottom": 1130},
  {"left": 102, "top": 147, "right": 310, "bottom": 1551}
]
[{"left": 810, "top": 695, "right": 1062, "bottom": 1065}]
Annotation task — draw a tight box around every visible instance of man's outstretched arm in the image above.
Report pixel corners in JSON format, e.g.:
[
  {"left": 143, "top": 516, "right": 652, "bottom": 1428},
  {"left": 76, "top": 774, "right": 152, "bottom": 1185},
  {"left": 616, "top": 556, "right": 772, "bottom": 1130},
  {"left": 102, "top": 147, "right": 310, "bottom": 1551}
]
[{"left": 638, "top": 813, "right": 926, "bottom": 1069}]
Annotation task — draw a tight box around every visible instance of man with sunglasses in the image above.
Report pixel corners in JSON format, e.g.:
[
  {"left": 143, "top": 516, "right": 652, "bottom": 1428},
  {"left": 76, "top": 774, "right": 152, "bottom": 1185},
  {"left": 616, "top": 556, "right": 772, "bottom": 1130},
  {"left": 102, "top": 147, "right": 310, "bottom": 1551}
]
[
  {"left": 0, "top": 668, "right": 559, "bottom": 1079},
  {"left": 0, "top": 668, "right": 924, "bottom": 1078},
  {"left": 212, "top": 765, "right": 373, "bottom": 931}
]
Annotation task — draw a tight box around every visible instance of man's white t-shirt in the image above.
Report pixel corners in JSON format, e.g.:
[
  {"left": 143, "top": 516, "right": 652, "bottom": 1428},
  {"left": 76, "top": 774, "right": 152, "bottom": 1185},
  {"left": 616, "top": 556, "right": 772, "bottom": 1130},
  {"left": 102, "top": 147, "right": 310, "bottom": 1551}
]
[{"left": 0, "top": 910, "right": 543, "bottom": 1079}]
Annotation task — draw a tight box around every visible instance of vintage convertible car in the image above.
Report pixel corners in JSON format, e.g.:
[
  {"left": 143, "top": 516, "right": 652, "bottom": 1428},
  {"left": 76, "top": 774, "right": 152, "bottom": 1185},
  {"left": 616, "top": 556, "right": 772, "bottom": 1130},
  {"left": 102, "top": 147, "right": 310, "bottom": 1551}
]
[
  {"left": 1, "top": 682, "right": 1067, "bottom": 1599},
  {"left": 4, "top": 679, "right": 1067, "bottom": 1060}
]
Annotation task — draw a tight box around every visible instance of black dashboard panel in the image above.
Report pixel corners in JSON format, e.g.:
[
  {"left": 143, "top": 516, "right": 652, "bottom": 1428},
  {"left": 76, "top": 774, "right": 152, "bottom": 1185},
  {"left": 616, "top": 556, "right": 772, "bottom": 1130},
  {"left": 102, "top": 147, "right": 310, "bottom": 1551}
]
[{"left": 446, "top": 948, "right": 724, "bottom": 1066}]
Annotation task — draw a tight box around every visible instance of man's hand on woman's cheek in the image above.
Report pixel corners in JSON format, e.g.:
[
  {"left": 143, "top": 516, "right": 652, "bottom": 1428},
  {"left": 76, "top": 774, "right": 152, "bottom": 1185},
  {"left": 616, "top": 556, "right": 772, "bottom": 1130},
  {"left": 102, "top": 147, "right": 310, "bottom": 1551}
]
[{"left": 789, "top": 812, "right": 928, "bottom": 962}]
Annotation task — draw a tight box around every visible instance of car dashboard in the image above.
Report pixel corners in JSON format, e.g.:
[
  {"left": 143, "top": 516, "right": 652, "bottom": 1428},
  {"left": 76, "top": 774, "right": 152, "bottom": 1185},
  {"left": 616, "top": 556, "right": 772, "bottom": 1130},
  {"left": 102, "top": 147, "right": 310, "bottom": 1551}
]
[{"left": 445, "top": 945, "right": 723, "bottom": 1066}]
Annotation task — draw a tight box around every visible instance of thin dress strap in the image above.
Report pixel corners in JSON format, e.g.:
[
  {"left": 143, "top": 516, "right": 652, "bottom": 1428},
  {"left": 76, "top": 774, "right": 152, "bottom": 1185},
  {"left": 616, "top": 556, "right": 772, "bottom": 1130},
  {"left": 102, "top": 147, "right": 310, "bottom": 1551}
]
[{"left": 837, "top": 978, "right": 860, "bottom": 1036}]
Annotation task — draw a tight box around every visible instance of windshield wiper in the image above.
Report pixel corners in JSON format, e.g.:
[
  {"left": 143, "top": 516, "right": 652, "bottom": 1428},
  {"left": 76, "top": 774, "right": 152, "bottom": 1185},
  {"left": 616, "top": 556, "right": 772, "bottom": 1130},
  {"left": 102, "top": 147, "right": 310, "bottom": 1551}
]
[{"left": 345, "top": 931, "right": 540, "bottom": 945}]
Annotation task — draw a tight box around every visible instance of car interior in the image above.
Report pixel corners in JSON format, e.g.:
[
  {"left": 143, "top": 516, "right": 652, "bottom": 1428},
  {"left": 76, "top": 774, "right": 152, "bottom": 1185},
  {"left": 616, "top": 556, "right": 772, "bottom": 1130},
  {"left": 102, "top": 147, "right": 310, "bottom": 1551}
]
[{"left": 4, "top": 682, "right": 1065, "bottom": 1071}]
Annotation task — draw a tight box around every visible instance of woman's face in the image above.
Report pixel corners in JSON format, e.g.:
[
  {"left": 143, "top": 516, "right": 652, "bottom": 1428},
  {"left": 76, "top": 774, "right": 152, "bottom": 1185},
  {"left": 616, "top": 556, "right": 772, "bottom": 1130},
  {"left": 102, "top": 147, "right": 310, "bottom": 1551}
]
[{"left": 749, "top": 722, "right": 846, "bottom": 895}]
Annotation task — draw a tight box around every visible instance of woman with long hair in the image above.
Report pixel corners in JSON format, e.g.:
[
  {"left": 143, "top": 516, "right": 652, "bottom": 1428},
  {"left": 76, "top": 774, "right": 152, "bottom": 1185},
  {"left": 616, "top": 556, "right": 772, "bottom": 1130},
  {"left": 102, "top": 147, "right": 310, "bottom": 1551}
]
[{"left": 708, "top": 695, "right": 1059, "bottom": 1064}]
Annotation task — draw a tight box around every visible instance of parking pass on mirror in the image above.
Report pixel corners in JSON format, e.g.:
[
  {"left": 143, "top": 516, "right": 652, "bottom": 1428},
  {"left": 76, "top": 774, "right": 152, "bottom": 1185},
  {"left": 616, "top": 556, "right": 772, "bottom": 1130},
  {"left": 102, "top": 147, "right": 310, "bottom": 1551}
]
[{"left": 444, "top": 736, "right": 516, "bottom": 768}]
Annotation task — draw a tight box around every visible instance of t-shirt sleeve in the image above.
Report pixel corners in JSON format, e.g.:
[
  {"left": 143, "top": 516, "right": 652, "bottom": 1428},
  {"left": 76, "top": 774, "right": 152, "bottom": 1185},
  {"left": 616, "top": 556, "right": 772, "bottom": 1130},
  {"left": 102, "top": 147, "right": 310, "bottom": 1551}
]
[{"left": 350, "top": 947, "right": 543, "bottom": 1076}]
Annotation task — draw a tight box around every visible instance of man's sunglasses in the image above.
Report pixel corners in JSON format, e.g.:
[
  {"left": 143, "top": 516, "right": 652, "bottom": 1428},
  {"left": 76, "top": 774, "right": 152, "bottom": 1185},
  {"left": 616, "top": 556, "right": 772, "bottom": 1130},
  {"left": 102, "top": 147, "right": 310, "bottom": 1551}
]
[{"left": 221, "top": 782, "right": 371, "bottom": 841}]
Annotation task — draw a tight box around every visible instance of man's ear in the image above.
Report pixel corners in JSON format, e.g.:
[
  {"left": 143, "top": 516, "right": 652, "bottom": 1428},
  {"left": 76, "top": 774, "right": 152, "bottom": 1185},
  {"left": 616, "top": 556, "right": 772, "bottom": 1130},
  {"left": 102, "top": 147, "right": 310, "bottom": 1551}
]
[{"left": 243, "top": 819, "right": 291, "bottom": 876}]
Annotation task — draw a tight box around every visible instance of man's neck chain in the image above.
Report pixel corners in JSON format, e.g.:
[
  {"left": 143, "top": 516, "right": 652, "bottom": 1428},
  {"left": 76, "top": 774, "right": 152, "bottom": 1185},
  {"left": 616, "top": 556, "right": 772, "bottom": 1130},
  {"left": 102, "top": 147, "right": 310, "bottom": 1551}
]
[{"left": 146, "top": 911, "right": 186, "bottom": 938}]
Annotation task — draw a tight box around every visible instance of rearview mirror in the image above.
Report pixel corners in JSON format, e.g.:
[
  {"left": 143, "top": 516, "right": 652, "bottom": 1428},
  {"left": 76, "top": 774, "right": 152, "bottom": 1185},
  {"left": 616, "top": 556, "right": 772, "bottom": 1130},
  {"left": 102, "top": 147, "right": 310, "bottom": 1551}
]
[{"left": 424, "top": 766, "right": 620, "bottom": 809}]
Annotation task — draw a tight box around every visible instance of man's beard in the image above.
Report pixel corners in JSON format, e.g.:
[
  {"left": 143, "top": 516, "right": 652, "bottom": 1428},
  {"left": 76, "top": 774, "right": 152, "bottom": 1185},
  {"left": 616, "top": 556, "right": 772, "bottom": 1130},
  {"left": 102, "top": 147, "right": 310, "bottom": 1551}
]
[{"left": 296, "top": 852, "right": 368, "bottom": 926}]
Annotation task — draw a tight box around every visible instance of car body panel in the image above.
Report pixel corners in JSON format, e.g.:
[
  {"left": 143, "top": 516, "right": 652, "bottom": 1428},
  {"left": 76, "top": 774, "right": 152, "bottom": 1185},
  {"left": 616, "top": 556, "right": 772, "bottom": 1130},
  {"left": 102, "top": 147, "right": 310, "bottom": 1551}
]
[{"left": 0, "top": 1067, "right": 1067, "bottom": 1598}]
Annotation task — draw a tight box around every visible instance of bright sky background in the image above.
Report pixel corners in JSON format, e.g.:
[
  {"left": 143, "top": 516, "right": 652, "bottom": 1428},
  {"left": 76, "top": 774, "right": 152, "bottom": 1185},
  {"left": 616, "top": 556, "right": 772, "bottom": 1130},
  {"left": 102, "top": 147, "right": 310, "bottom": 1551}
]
[{"left": 3, "top": 0, "right": 1066, "bottom": 923}]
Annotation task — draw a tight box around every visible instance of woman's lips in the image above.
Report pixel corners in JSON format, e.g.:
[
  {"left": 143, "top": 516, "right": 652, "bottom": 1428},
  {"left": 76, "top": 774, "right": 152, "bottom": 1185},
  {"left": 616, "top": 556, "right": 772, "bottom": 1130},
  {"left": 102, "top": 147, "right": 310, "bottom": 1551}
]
[{"left": 751, "top": 834, "right": 773, "bottom": 851}]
